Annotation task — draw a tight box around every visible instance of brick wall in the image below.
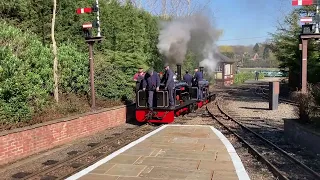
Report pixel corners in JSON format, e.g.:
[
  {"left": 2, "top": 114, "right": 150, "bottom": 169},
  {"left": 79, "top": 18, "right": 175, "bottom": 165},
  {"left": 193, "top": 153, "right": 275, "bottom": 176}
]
[{"left": 0, "top": 104, "right": 135, "bottom": 166}]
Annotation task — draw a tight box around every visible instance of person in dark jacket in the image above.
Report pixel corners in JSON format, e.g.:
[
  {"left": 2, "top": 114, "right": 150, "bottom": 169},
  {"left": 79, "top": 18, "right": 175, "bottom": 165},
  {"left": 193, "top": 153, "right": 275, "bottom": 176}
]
[
  {"left": 142, "top": 68, "right": 160, "bottom": 110},
  {"left": 183, "top": 71, "right": 192, "bottom": 86},
  {"left": 193, "top": 67, "right": 204, "bottom": 100},
  {"left": 255, "top": 71, "right": 259, "bottom": 81},
  {"left": 133, "top": 67, "right": 145, "bottom": 92},
  {"left": 163, "top": 63, "right": 175, "bottom": 109}
]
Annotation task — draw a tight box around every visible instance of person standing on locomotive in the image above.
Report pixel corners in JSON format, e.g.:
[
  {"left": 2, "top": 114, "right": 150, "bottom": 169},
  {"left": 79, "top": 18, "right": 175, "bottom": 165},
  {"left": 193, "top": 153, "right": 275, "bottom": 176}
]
[
  {"left": 133, "top": 67, "right": 145, "bottom": 92},
  {"left": 163, "top": 63, "right": 175, "bottom": 109},
  {"left": 183, "top": 70, "right": 192, "bottom": 86},
  {"left": 142, "top": 68, "right": 160, "bottom": 111},
  {"left": 183, "top": 70, "right": 193, "bottom": 98},
  {"left": 194, "top": 67, "right": 204, "bottom": 100}
]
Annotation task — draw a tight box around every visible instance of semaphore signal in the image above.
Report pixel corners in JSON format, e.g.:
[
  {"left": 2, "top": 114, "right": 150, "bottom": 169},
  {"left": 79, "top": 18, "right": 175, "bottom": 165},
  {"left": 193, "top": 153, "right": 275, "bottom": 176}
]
[
  {"left": 292, "top": 0, "right": 314, "bottom": 6},
  {"left": 76, "top": 0, "right": 101, "bottom": 38},
  {"left": 76, "top": 0, "right": 103, "bottom": 110},
  {"left": 293, "top": 0, "right": 319, "bottom": 34},
  {"left": 76, "top": 7, "right": 93, "bottom": 14}
]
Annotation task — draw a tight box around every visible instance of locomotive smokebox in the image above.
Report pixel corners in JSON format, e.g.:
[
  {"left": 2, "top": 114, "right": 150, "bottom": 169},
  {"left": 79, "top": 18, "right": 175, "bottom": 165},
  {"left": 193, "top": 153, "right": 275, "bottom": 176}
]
[
  {"left": 176, "top": 64, "right": 182, "bottom": 81},
  {"left": 199, "top": 67, "right": 204, "bottom": 74}
]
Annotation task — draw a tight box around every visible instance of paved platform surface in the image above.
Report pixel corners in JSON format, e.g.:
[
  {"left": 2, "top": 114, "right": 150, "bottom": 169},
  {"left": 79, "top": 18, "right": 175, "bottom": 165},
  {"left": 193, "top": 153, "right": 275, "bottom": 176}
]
[{"left": 67, "top": 125, "right": 250, "bottom": 180}]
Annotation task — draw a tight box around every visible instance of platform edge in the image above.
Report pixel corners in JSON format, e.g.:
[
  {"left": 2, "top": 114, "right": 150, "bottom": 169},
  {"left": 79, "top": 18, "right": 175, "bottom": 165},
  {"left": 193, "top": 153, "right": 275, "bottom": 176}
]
[
  {"left": 210, "top": 126, "right": 251, "bottom": 180},
  {"left": 65, "top": 125, "right": 168, "bottom": 180}
]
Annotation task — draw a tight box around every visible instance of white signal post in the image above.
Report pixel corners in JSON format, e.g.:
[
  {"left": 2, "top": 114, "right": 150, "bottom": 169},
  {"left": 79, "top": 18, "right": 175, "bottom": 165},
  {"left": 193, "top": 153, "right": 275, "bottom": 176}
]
[
  {"left": 316, "top": 2, "right": 319, "bottom": 33},
  {"left": 96, "top": 0, "right": 101, "bottom": 37}
]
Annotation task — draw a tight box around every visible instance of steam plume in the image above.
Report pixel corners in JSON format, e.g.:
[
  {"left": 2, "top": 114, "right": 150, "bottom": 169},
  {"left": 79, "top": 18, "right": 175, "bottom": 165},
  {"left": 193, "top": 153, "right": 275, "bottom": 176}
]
[{"left": 157, "top": 13, "right": 221, "bottom": 74}]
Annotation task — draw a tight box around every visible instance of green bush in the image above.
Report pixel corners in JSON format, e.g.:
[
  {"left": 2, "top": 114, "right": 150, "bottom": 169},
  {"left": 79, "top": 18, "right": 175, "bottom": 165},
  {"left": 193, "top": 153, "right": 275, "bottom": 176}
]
[
  {"left": 0, "top": 22, "right": 90, "bottom": 123},
  {"left": 234, "top": 72, "right": 264, "bottom": 84},
  {"left": 311, "top": 83, "right": 320, "bottom": 106},
  {"left": 58, "top": 44, "right": 89, "bottom": 94},
  {"left": 290, "top": 84, "right": 320, "bottom": 128},
  {"left": 0, "top": 23, "right": 53, "bottom": 123}
]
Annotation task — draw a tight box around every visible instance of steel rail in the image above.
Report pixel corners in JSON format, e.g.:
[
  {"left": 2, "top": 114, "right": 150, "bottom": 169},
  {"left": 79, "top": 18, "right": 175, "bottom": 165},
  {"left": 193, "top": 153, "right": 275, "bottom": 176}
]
[
  {"left": 21, "top": 124, "right": 155, "bottom": 180},
  {"left": 206, "top": 103, "right": 289, "bottom": 180},
  {"left": 212, "top": 98, "right": 320, "bottom": 179}
]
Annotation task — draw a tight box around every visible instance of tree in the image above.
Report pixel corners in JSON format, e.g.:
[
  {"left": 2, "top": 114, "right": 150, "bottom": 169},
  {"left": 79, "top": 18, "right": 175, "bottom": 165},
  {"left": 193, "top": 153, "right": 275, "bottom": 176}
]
[
  {"left": 139, "top": 0, "right": 213, "bottom": 17},
  {"left": 253, "top": 43, "right": 259, "bottom": 53},
  {"left": 263, "top": 46, "right": 270, "bottom": 60},
  {"left": 51, "top": 0, "right": 59, "bottom": 103},
  {"left": 219, "top": 45, "right": 235, "bottom": 59},
  {"left": 270, "top": 5, "right": 320, "bottom": 87}
]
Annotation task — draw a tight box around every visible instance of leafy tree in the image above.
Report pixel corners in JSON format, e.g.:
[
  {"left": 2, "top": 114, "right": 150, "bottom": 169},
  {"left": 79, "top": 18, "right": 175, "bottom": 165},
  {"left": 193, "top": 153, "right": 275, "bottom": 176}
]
[
  {"left": 219, "top": 45, "right": 235, "bottom": 59},
  {"left": 263, "top": 46, "right": 270, "bottom": 60},
  {"left": 253, "top": 43, "right": 259, "bottom": 53},
  {"left": 270, "top": 5, "right": 320, "bottom": 87}
]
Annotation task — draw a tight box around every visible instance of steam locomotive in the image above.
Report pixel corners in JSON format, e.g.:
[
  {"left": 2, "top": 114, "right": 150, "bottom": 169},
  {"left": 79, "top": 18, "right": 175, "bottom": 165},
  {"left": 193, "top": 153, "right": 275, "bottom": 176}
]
[{"left": 135, "top": 64, "right": 214, "bottom": 124}]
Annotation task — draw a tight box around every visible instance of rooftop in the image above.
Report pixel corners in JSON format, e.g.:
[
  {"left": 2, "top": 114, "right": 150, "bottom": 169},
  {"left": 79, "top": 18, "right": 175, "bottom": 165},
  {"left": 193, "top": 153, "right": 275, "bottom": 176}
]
[{"left": 215, "top": 52, "right": 237, "bottom": 63}]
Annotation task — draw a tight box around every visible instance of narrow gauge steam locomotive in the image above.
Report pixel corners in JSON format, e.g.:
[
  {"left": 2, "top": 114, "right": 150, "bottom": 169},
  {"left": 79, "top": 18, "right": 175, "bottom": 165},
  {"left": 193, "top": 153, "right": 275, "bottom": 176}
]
[{"left": 135, "top": 64, "right": 214, "bottom": 124}]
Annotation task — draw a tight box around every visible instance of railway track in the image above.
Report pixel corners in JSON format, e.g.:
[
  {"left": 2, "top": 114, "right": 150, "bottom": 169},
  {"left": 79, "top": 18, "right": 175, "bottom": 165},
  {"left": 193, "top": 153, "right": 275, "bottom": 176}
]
[
  {"left": 15, "top": 124, "right": 158, "bottom": 180},
  {"left": 207, "top": 97, "right": 320, "bottom": 180}
]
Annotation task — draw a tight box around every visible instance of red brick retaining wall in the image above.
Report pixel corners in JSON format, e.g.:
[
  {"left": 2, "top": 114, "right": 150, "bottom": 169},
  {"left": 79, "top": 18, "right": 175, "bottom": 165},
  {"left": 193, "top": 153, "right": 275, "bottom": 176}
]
[{"left": 0, "top": 104, "right": 135, "bottom": 166}]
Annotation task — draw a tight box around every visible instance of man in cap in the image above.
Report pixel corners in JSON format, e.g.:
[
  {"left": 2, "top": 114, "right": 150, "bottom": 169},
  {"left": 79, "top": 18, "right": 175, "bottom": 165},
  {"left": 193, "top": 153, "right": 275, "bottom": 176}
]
[
  {"left": 163, "top": 63, "right": 175, "bottom": 109},
  {"left": 142, "top": 68, "right": 160, "bottom": 110},
  {"left": 133, "top": 67, "right": 145, "bottom": 92},
  {"left": 183, "top": 70, "right": 192, "bottom": 86},
  {"left": 193, "top": 67, "right": 204, "bottom": 100}
]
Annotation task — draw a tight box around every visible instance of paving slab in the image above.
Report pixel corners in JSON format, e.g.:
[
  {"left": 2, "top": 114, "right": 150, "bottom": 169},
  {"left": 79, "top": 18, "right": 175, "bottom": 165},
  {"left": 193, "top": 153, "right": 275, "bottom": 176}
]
[{"left": 66, "top": 125, "right": 250, "bottom": 180}]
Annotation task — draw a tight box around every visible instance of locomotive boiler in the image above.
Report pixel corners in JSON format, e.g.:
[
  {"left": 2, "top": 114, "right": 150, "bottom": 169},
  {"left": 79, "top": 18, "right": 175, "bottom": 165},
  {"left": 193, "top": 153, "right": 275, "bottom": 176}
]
[{"left": 135, "top": 64, "right": 214, "bottom": 124}]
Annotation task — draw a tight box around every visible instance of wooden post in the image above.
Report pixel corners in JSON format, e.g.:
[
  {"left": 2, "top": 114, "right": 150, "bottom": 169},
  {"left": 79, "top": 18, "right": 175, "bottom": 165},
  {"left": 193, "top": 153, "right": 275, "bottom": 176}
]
[
  {"left": 269, "top": 81, "right": 279, "bottom": 110},
  {"left": 301, "top": 39, "right": 308, "bottom": 93},
  {"left": 85, "top": 36, "right": 103, "bottom": 110},
  {"left": 222, "top": 63, "right": 225, "bottom": 86},
  {"left": 299, "top": 34, "right": 320, "bottom": 93}
]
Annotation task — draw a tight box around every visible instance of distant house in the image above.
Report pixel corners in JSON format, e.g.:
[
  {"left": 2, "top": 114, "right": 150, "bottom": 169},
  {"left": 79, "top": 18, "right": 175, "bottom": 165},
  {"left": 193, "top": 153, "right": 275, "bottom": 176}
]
[{"left": 251, "top": 53, "right": 260, "bottom": 61}]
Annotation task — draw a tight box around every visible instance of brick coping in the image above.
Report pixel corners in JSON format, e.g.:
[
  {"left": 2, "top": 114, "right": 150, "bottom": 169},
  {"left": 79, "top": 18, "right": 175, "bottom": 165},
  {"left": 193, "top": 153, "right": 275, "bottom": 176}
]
[{"left": 0, "top": 103, "right": 135, "bottom": 137}]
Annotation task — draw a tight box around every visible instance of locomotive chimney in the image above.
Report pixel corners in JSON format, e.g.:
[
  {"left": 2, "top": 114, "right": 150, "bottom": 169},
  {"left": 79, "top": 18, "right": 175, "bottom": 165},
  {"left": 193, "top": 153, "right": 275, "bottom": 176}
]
[
  {"left": 176, "top": 64, "right": 182, "bottom": 81},
  {"left": 199, "top": 67, "right": 204, "bottom": 74}
]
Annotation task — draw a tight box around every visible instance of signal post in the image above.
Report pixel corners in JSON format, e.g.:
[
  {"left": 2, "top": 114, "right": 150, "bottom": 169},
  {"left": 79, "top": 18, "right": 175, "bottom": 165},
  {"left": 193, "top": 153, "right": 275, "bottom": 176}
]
[
  {"left": 77, "top": 0, "right": 103, "bottom": 109},
  {"left": 293, "top": 0, "right": 320, "bottom": 93}
]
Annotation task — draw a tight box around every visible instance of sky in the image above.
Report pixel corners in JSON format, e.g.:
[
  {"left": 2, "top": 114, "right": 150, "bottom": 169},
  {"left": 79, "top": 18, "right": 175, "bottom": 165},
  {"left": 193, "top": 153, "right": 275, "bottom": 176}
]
[
  {"left": 139, "top": 0, "right": 296, "bottom": 46},
  {"left": 211, "top": 0, "right": 294, "bottom": 46}
]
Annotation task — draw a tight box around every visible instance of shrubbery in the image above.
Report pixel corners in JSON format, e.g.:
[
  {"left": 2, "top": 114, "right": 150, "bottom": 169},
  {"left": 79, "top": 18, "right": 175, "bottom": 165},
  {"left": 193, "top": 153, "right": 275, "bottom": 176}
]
[
  {"left": 234, "top": 72, "right": 264, "bottom": 84},
  {"left": 0, "top": 22, "right": 90, "bottom": 123},
  {"left": 291, "top": 85, "right": 320, "bottom": 126}
]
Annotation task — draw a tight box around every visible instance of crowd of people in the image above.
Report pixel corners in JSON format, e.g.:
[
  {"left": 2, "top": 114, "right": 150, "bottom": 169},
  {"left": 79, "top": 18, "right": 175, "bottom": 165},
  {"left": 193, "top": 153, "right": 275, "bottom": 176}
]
[{"left": 133, "top": 64, "right": 204, "bottom": 110}]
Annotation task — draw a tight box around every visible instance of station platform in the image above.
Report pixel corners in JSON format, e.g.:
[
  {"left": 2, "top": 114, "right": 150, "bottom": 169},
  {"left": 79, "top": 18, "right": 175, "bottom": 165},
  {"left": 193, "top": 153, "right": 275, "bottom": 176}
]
[{"left": 66, "top": 125, "right": 250, "bottom": 180}]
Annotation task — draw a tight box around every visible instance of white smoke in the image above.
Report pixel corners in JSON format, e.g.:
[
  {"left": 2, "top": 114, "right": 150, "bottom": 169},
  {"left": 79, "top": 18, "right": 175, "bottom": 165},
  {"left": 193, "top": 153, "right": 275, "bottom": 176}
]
[{"left": 157, "top": 13, "right": 221, "bottom": 74}]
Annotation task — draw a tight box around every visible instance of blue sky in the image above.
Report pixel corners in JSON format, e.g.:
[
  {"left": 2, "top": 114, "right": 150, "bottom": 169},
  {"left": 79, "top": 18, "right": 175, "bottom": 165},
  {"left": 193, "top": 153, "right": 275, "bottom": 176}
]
[
  {"left": 211, "top": 0, "right": 294, "bottom": 45},
  {"left": 140, "top": 0, "right": 295, "bottom": 46}
]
